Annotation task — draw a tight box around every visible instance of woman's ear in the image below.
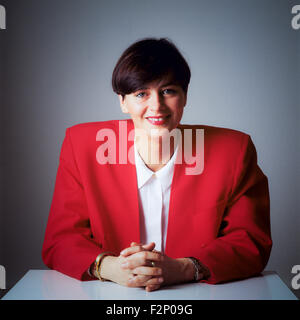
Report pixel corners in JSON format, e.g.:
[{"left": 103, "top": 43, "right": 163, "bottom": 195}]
[{"left": 118, "top": 95, "right": 128, "bottom": 113}]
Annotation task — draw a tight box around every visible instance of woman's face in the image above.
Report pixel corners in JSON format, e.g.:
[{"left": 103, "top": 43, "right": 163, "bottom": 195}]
[{"left": 119, "top": 79, "right": 187, "bottom": 138}]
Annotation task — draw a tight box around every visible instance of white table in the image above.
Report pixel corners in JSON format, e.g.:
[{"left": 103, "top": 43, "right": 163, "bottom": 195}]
[{"left": 1, "top": 270, "right": 298, "bottom": 300}]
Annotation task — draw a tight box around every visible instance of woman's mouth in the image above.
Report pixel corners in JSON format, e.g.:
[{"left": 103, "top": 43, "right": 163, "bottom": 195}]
[{"left": 146, "top": 115, "right": 170, "bottom": 125}]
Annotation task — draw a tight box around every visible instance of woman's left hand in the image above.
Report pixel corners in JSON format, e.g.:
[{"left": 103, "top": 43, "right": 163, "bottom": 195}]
[{"left": 120, "top": 242, "right": 195, "bottom": 291}]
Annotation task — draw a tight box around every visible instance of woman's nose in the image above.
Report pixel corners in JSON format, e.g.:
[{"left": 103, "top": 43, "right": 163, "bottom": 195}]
[{"left": 149, "top": 92, "right": 164, "bottom": 111}]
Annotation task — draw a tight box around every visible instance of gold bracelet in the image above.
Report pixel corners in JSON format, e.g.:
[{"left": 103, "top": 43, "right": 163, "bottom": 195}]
[{"left": 95, "top": 252, "right": 114, "bottom": 281}]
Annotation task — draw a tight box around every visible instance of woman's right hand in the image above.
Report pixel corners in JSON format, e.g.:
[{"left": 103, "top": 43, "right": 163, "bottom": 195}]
[{"left": 99, "top": 242, "right": 164, "bottom": 288}]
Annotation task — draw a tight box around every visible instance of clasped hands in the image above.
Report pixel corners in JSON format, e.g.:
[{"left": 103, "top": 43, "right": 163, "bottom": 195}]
[{"left": 100, "top": 242, "right": 196, "bottom": 292}]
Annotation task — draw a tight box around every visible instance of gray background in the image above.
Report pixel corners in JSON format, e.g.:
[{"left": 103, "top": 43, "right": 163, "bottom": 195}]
[{"left": 0, "top": 0, "right": 299, "bottom": 298}]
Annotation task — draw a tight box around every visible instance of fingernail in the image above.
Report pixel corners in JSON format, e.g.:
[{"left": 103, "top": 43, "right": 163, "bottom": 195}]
[
  {"left": 158, "top": 277, "right": 164, "bottom": 283},
  {"left": 121, "top": 262, "right": 128, "bottom": 268}
]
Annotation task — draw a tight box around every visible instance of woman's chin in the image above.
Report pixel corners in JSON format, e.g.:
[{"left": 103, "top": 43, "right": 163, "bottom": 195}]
[{"left": 147, "top": 127, "right": 173, "bottom": 138}]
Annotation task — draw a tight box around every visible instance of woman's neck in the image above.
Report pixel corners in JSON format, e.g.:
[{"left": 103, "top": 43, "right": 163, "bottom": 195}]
[{"left": 135, "top": 134, "right": 175, "bottom": 172}]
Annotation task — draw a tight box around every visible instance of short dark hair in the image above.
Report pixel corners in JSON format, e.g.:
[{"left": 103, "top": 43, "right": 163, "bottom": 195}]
[{"left": 112, "top": 38, "right": 191, "bottom": 97}]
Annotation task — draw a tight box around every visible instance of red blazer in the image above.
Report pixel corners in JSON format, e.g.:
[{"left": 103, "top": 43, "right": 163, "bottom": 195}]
[{"left": 42, "top": 119, "right": 272, "bottom": 284}]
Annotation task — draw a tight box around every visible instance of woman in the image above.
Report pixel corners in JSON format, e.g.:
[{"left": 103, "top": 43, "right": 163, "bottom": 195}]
[{"left": 42, "top": 38, "right": 272, "bottom": 292}]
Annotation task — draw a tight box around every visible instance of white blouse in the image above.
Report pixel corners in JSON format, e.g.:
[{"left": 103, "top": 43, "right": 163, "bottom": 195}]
[{"left": 134, "top": 143, "right": 178, "bottom": 253}]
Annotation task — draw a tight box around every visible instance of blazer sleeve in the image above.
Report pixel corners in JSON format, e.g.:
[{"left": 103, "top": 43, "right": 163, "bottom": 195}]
[
  {"left": 196, "top": 134, "right": 272, "bottom": 284},
  {"left": 42, "top": 128, "right": 103, "bottom": 281}
]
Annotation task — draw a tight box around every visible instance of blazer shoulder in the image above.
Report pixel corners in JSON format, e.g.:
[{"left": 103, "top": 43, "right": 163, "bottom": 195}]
[
  {"left": 68, "top": 120, "right": 119, "bottom": 132},
  {"left": 63, "top": 119, "right": 134, "bottom": 154},
  {"left": 179, "top": 123, "right": 250, "bottom": 144},
  {"left": 67, "top": 119, "right": 133, "bottom": 137}
]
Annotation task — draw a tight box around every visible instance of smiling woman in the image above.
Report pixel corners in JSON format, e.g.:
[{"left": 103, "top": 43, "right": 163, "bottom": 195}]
[
  {"left": 118, "top": 80, "right": 186, "bottom": 172},
  {"left": 42, "top": 38, "right": 272, "bottom": 292},
  {"left": 119, "top": 80, "right": 186, "bottom": 131},
  {"left": 113, "top": 39, "right": 189, "bottom": 172}
]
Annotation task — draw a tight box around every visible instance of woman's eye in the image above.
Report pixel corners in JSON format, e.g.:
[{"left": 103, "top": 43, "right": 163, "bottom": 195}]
[
  {"left": 162, "top": 89, "right": 176, "bottom": 95},
  {"left": 135, "top": 92, "right": 146, "bottom": 98}
]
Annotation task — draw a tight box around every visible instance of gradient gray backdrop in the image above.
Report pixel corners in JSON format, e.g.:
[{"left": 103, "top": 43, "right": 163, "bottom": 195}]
[{"left": 1, "top": 0, "right": 299, "bottom": 298}]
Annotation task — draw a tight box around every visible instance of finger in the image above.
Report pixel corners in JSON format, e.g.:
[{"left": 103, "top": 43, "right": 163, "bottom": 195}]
[
  {"left": 121, "top": 251, "right": 163, "bottom": 269},
  {"left": 141, "top": 242, "right": 156, "bottom": 251},
  {"left": 120, "top": 245, "right": 144, "bottom": 257},
  {"left": 131, "top": 266, "right": 162, "bottom": 277},
  {"left": 146, "top": 284, "right": 161, "bottom": 292},
  {"left": 121, "top": 242, "right": 156, "bottom": 257},
  {"left": 127, "top": 275, "right": 152, "bottom": 287},
  {"left": 130, "top": 241, "right": 155, "bottom": 249},
  {"left": 145, "top": 276, "right": 164, "bottom": 286}
]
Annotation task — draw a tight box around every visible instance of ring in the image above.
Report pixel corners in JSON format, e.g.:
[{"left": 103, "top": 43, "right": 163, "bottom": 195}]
[{"left": 151, "top": 261, "right": 155, "bottom": 267}]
